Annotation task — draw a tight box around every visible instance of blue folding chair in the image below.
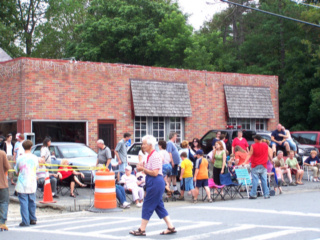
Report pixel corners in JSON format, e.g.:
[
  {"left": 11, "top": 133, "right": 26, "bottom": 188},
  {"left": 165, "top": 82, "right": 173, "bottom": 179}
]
[{"left": 220, "top": 173, "right": 243, "bottom": 199}]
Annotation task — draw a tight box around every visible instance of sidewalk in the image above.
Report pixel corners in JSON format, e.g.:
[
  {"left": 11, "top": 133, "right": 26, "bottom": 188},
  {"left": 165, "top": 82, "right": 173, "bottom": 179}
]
[{"left": 9, "top": 175, "right": 320, "bottom": 212}]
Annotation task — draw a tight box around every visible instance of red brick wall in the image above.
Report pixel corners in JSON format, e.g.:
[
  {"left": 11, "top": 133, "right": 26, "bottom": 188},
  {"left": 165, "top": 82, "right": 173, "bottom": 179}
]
[
  {"left": 0, "top": 58, "right": 279, "bottom": 148},
  {"left": 0, "top": 59, "right": 22, "bottom": 122}
]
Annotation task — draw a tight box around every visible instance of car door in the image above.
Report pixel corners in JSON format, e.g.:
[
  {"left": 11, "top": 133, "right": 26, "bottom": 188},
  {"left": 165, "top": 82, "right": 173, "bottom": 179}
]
[{"left": 127, "top": 143, "right": 141, "bottom": 166}]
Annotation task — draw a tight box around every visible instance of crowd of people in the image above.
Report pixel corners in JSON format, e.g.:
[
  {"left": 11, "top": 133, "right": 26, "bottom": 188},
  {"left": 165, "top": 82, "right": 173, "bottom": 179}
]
[{"left": 0, "top": 123, "right": 319, "bottom": 233}]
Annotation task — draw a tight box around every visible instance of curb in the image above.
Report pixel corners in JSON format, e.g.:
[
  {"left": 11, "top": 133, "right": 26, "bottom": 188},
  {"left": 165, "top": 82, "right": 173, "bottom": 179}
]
[{"left": 9, "top": 196, "right": 91, "bottom": 212}]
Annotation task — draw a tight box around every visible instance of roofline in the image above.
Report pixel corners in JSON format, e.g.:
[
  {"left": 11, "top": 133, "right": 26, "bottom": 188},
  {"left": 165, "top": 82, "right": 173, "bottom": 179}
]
[{"left": 0, "top": 57, "right": 279, "bottom": 78}]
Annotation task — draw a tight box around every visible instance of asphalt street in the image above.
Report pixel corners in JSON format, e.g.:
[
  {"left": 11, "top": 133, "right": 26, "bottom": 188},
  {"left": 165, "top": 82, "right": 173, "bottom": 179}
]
[{"left": 3, "top": 191, "right": 320, "bottom": 240}]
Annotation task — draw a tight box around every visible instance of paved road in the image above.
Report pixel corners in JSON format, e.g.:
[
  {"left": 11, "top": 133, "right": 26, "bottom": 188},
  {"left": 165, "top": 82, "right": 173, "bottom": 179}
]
[{"left": 4, "top": 191, "right": 320, "bottom": 240}]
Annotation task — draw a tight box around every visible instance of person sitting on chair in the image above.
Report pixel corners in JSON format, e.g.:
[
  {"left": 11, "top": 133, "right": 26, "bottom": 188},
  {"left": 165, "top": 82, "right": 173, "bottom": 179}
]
[
  {"left": 58, "top": 159, "right": 87, "bottom": 198},
  {"left": 36, "top": 163, "right": 59, "bottom": 198},
  {"left": 120, "top": 165, "right": 144, "bottom": 207}
]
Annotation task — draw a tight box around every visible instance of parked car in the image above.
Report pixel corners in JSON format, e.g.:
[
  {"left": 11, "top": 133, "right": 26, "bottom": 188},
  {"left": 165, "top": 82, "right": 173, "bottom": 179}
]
[
  {"left": 258, "top": 131, "right": 318, "bottom": 165},
  {"left": 31, "top": 142, "right": 97, "bottom": 184},
  {"left": 291, "top": 131, "right": 320, "bottom": 152},
  {"left": 126, "top": 142, "right": 179, "bottom": 167},
  {"left": 199, "top": 128, "right": 256, "bottom": 155}
]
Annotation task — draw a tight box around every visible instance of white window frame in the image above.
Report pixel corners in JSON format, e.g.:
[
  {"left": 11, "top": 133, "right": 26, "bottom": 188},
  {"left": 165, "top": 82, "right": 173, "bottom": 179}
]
[
  {"left": 227, "top": 118, "right": 267, "bottom": 131},
  {"left": 151, "top": 117, "right": 166, "bottom": 142},
  {"left": 134, "top": 116, "right": 148, "bottom": 143},
  {"left": 133, "top": 116, "right": 184, "bottom": 143},
  {"left": 169, "top": 117, "right": 183, "bottom": 144}
]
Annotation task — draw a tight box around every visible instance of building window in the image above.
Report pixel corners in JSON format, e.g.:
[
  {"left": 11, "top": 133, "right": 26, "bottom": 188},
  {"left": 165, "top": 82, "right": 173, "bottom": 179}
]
[
  {"left": 227, "top": 118, "right": 267, "bottom": 131},
  {"left": 255, "top": 119, "right": 266, "bottom": 131},
  {"left": 152, "top": 117, "right": 165, "bottom": 142},
  {"left": 134, "top": 116, "right": 184, "bottom": 143},
  {"left": 169, "top": 117, "right": 182, "bottom": 143},
  {"left": 134, "top": 117, "right": 147, "bottom": 143}
]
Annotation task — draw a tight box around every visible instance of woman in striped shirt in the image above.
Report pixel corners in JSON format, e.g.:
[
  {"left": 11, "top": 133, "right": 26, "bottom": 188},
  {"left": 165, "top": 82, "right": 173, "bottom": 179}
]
[{"left": 129, "top": 135, "right": 176, "bottom": 236}]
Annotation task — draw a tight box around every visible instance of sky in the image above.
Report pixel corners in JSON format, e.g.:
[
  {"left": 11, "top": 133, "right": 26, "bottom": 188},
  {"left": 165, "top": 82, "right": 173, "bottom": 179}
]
[{"left": 177, "top": 0, "right": 228, "bottom": 30}]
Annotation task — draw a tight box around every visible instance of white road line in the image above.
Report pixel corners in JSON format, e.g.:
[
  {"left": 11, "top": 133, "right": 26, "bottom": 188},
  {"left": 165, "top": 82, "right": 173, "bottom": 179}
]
[
  {"left": 239, "top": 229, "right": 304, "bottom": 240},
  {"left": 183, "top": 206, "right": 320, "bottom": 218},
  {"left": 31, "top": 217, "right": 103, "bottom": 229},
  {"left": 61, "top": 218, "right": 137, "bottom": 231},
  {"left": 147, "top": 221, "right": 222, "bottom": 236},
  {"left": 6, "top": 211, "right": 91, "bottom": 224},
  {"left": 175, "top": 225, "right": 256, "bottom": 240},
  {"left": 87, "top": 219, "right": 194, "bottom": 234},
  {"left": 9, "top": 228, "right": 124, "bottom": 239},
  {"left": 6, "top": 218, "right": 75, "bottom": 228}
]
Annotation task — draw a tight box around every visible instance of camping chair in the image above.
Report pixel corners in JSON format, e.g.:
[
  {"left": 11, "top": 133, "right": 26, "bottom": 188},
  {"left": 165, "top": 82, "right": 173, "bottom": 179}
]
[
  {"left": 220, "top": 173, "right": 243, "bottom": 199},
  {"left": 57, "top": 178, "right": 79, "bottom": 196},
  {"left": 208, "top": 178, "right": 225, "bottom": 201},
  {"left": 235, "top": 168, "right": 262, "bottom": 198},
  {"left": 36, "top": 179, "right": 44, "bottom": 199}
]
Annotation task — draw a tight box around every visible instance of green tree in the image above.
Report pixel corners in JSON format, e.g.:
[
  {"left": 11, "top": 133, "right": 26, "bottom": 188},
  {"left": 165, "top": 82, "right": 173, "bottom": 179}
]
[{"left": 66, "top": 0, "right": 192, "bottom": 67}]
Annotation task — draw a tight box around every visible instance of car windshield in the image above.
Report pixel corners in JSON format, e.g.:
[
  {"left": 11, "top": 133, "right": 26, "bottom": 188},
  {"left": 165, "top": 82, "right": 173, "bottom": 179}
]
[{"left": 58, "top": 145, "right": 97, "bottom": 158}]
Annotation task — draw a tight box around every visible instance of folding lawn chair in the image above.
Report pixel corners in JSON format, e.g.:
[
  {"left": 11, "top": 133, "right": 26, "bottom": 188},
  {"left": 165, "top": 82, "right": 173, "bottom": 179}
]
[
  {"left": 235, "top": 167, "right": 262, "bottom": 198},
  {"left": 208, "top": 178, "right": 225, "bottom": 201},
  {"left": 220, "top": 173, "right": 243, "bottom": 199}
]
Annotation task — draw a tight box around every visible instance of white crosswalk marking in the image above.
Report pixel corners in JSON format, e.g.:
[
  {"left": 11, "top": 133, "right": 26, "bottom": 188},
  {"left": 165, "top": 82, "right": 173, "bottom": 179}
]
[
  {"left": 32, "top": 217, "right": 102, "bottom": 229},
  {"left": 61, "top": 218, "right": 138, "bottom": 231},
  {"left": 147, "top": 221, "right": 222, "bottom": 236},
  {"left": 7, "top": 214, "right": 320, "bottom": 240},
  {"left": 175, "top": 225, "right": 256, "bottom": 240},
  {"left": 239, "top": 229, "right": 304, "bottom": 240},
  {"left": 183, "top": 206, "right": 320, "bottom": 218}
]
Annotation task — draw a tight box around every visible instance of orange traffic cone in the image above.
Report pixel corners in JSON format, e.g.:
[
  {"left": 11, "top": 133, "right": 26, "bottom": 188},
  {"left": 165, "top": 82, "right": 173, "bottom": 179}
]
[{"left": 40, "top": 171, "right": 57, "bottom": 204}]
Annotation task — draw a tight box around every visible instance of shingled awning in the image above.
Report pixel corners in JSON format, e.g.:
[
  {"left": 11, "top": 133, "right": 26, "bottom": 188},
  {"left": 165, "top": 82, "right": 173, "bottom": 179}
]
[
  {"left": 130, "top": 79, "right": 192, "bottom": 117},
  {"left": 224, "top": 85, "right": 275, "bottom": 119}
]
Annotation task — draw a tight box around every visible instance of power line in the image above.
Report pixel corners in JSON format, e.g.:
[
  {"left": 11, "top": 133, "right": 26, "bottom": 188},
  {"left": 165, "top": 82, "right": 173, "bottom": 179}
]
[
  {"left": 290, "top": 0, "right": 320, "bottom": 9},
  {"left": 218, "top": 0, "right": 320, "bottom": 28}
]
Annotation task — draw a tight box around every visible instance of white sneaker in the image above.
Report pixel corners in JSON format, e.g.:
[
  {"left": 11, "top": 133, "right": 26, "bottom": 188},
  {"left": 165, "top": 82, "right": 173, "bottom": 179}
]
[
  {"left": 123, "top": 202, "right": 131, "bottom": 208},
  {"left": 136, "top": 203, "right": 142, "bottom": 208}
]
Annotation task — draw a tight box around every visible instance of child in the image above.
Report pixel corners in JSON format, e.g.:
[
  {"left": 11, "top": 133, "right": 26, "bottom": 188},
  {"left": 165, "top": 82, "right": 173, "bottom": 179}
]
[
  {"left": 120, "top": 166, "right": 144, "bottom": 207},
  {"left": 227, "top": 160, "right": 236, "bottom": 181},
  {"left": 274, "top": 161, "right": 283, "bottom": 194},
  {"left": 193, "top": 150, "right": 213, "bottom": 203},
  {"left": 303, "top": 150, "right": 320, "bottom": 182},
  {"left": 178, "top": 152, "right": 195, "bottom": 201}
]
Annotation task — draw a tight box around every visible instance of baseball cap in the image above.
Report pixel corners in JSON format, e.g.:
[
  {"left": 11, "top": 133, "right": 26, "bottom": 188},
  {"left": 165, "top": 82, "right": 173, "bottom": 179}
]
[
  {"left": 125, "top": 165, "right": 132, "bottom": 172},
  {"left": 196, "top": 150, "right": 204, "bottom": 155}
]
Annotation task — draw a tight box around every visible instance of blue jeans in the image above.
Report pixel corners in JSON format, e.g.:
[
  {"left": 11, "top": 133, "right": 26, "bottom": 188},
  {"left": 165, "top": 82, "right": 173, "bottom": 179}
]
[
  {"left": 250, "top": 165, "right": 269, "bottom": 197},
  {"left": 0, "top": 188, "right": 9, "bottom": 224},
  {"left": 116, "top": 185, "right": 126, "bottom": 204},
  {"left": 18, "top": 193, "right": 37, "bottom": 225},
  {"left": 286, "top": 139, "right": 297, "bottom": 151}
]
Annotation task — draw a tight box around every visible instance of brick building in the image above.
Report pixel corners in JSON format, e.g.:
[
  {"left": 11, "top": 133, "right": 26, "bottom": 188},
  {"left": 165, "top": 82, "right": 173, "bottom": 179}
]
[{"left": 0, "top": 57, "right": 278, "bottom": 152}]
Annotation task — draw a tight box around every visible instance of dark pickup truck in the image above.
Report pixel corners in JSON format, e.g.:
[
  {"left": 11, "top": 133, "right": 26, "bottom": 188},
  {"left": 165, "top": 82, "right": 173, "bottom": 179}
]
[{"left": 199, "top": 129, "right": 256, "bottom": 155}]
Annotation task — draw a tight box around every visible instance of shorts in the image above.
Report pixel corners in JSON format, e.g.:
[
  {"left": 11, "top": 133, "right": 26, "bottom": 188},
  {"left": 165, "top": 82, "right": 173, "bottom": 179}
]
[
  {"left": 196, "top": 179, "right": 208, "bottom": 188},
  {"left": 171, "top": 164, "right": 179, "bottom": 176},
  {"left": 274, "top": 179, "right": 283, "bottom": 188},
  {"left": 162, "top": 164, "right": 172, "bottom": 177},
  {"left": 118, "top": 162, "right": 127, "bottom": 173},
  {"left": 180, "top": 177, "right": 194, "bottom": 191},
  {"left": 291, "top": 168, "right": 298, "bottom": 175}
]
